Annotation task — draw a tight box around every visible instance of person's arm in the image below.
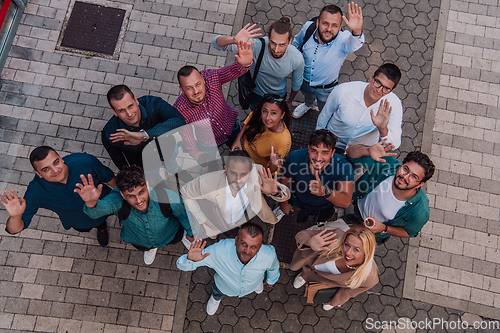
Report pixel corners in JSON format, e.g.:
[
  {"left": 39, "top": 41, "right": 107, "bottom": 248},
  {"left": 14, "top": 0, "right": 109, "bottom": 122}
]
[
  {"left": 309, "top": 168, "right": 353, "bottom": 208},
  {"left": 345, "top": 139, "right": 397, "bottom": 162},
  {"left": 342, "top": 2, "right": 363, "bottom": 36},
  {"left": 102, "top": 130, "right": 128, "bottom": 170},
  {"left": 286, "top": 55, "right": 305, "bottom": 108},
  {"left": 265, "top": 248, "right": 280, "bottom": 286},
  {"left": 141, "top": 96, "right": 187, "bottom": 138},
  {"left": 279, "top": 176, "right": 293, "bottom": 214},
  {"left": 291, "top": 22, "right": 309, "bottom": 49},
  {"left": 176, "top": 240, "right": 214, "bottom": 271},
  {"left": 215, "top": 40, "right": 254, "bottom": 84},
  {"left": 166, "top": 189, "right": 194, "bottom": 238},
  {"left": 106, "top": 177, "right": 117, "bottom": 189},
  {"left": 75, "top": 175, "right": 122, "bottom": 219},
  {"left": 212, "top": 23, "right": 261, "bottom": 49},
  {"left": 375, "top": 98, "right": 403, "bottom": 150},
  {"left": 1, "top": 190, "right": 27, "bottom": 234}
]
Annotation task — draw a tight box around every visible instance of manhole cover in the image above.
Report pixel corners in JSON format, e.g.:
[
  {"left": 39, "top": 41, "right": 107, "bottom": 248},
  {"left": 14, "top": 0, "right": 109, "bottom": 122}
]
[{"left": 56, "top": 0, "right": 131, "bottom": 59}]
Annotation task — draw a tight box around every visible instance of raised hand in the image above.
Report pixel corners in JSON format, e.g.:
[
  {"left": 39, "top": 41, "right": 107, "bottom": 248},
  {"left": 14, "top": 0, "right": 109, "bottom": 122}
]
[
  {"left": 269, "top": 146, "right": 283, "bottom": 167},
  {"left": 342, "top": 2, "right": 363, "bottom": 36},
  {"left": 305, "top": 230, "right": 337, "bottom": 252},
  {"left": 109, "top": 129, "right": 143, "bottom": 146},
  {"left": 234, "top": 23, "right": 262, "bottom": 44},
  {"left": 187, "top": 239, "right": 210, "bottom": 262},
  {"left": 0, "top": 189, "right": 26, "bottom": 217},
  {"left": 309, "top": 168, "right": 326, "bottom": 197},
  {"left": 235, "top": 40, "right": 255, "bottom": 67},
  {"left": 370, "top": 99, "right": 392, "bottom": 136},
  {"left": 367, "top": 138, "right": 397, "bottom": 162},
  {"left": 363, "top": 216, "right": 385, "bottom": 233},
  {"left": 74, "top": 174, "right": 103, "bottom": 207},
  {"left": 256, "top": 168, "right": 278, "bottom": 195}
]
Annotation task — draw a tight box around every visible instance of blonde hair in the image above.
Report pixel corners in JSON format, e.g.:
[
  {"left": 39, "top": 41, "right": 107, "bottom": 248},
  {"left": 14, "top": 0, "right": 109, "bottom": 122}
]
[{"left": 319, "top": 226, "right": 376, "bottom": 289}]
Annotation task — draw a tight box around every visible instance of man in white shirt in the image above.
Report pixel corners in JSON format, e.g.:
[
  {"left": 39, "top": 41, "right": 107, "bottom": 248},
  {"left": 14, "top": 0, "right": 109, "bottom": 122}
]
[{"left": 316, "top": 63, "right": 403, "bottom": 154}]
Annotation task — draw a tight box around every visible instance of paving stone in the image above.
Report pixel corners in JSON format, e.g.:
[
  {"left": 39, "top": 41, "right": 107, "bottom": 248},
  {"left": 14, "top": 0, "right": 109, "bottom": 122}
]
[
  {"left": 117, "top": 309, "right": 141, "bottom": 326},
  {"left": 4, "top": 297, "right": 30, "bottom": 314},
  {"left": 281, "top": 313, "right": 301, "bottom": 333},
  {"left": 251, "top": 292, "right": 272, "bottom": 311}
]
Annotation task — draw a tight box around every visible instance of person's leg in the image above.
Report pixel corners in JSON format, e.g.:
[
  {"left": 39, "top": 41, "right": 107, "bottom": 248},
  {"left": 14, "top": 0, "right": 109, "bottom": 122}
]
[
  {"left": 73, "top": 220, "right": 108, "bottom": 247},
  {"left": 300, "top": 81, "right": 317, "bottom": 108},
  {"left": 315, "top": 86, "right": 335, "bottom": 112},
  {"left": 207, "top": 282, "right": 226, "bottom": 315},
  {"left": 132, "top": 243, "right": 157, "bottom": 265},
  {"left": 168, "top": 225, "right": 184, "bottom": 245},
  {"left": 317, "top": 205, "right": 336, "bottom": 223}
]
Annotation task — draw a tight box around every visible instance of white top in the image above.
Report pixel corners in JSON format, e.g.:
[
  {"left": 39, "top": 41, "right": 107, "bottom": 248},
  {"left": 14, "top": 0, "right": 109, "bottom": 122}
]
[
  {"left": 316, "top": 81, "right": 403, "bottom": 150},
  {"left": 358, "top": 176, "right": 405, "bottom": 222},
  {"left": 315, "top": 260, "right": 341, "bottom": 275},
  {"left": 224, "top": 179, "right": 250, "bottom": 225}
]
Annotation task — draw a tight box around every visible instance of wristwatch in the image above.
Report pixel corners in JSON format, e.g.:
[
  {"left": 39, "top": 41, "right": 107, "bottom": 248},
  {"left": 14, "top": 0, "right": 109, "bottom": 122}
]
[
  {"left": 139, "top": 129, "right": 149, "bottom": 142},
  {"left": 323, "top": 187, "right": 332, "bottom": 199},
  {"left": 381, "top": 224, "right": 388, "bottom": 234}
]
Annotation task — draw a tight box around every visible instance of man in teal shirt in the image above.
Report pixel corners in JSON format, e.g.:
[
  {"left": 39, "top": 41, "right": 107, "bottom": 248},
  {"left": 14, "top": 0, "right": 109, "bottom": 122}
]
[{"left": 76, "top": 165, "right": 194, "bottom": 265}]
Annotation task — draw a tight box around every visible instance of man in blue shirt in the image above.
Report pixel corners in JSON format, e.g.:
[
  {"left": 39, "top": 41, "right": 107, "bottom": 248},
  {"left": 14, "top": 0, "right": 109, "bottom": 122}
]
[
  {"left": 1, "top": 146, "right": 116, "bottom": 246},
  {"left": 177, "top": 222, "right": 280, "bottom": 315},
  {"left": 102, "top": 85, "right": 186, "bottom": 171},
  {"left": 278, "top": 130, "right": 354, "bottom": 224},
  {"left": 76, "top": 165, "right": 194, "bottom": 265},
  {"left": 292, "top": 3, "right": 365, "bottom": 117}
]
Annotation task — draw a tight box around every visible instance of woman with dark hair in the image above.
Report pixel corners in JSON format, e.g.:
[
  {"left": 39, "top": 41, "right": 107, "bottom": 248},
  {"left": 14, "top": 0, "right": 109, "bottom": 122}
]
[{"left": 231, "top": 95, "right": 292, "bottom": 171}]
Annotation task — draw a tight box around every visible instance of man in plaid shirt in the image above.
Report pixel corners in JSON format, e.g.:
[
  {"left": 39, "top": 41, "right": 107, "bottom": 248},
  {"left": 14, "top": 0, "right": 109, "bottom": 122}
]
[{"left": 174, "top": 41, "right": 254, "bottom": 164}]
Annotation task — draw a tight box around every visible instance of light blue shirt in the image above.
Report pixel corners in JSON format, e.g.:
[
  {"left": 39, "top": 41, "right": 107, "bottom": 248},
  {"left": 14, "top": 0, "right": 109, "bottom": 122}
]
[
  {"left": 176, "top": 238, "right": 280, "bottom": 297},
  {"left": 292, "top": 21, "right": 364, "bottom": 86},
  {"left": 211, "top": 36, "right": 304, "bottom": 97}
]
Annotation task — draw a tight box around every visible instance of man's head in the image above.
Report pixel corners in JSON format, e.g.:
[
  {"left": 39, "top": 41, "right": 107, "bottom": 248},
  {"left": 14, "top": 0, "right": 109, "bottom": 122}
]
[
  {"left": 308, "top": 129, "right": 338, "bottom": 171},
  {"left": 366, "top": 64, "right": 402, "bottom": 102},
  {"left": 223, "top": 150, "right": 254, "bottom": 192},
  {"left": 393, "top": 151, "right": 435, "bottom": 191},
  {"left": 316, "top": 5, "right": 343, "bottom": 44},
  {"left": 30, "top": 146, "right": 69, "bottom": 184},
  {"left": 268, "top": 17, "right": 293, "bottom": 59},
  {"left": 177, "top": 66, "right": 206, "bottom": 106},
  {"left": 116, "top": 165, "right": 150, "bottom": 212},
  {"left": 107, "top": 85, "right": 141, "bottom": 127},
  {"left": 235, "top": 222, "right": 263, "bottom": 264}
]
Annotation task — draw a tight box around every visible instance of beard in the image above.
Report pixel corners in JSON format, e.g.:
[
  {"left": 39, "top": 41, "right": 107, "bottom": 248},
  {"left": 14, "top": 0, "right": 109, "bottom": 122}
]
[{"left": 318, "top": 30, "right": 338, "bottom": 44}]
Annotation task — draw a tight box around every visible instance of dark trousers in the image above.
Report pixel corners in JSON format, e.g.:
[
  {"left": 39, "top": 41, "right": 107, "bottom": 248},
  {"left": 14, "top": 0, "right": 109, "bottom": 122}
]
[
  {"left": 73, "top": 221, "right": 107, "bottom": 233},
  {"left": 131, "top": 226, "right": 184, "bottom": 251}
]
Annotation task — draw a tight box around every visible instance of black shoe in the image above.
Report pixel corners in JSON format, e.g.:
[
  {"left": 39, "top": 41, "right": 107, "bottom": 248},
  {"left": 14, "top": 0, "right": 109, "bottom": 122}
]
[
  {"left": 97, "top": 225, "right": 109, "bottom": 247},
  {"left": 376, "top": 236, "right": 390, "bottom": 245}
]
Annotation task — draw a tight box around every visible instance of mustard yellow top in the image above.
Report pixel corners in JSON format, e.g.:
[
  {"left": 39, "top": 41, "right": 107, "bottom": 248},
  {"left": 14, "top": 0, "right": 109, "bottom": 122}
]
[{"left": 243, "top": 112, "right": 292, "bottom": 167}]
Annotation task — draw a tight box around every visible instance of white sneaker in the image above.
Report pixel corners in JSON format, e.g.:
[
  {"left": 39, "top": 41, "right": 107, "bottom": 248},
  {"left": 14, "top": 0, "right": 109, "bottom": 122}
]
[
  {"left": 143, "top": 248, "right": 157, "bottom": 265},
  {"left": 323, "top": 304, "right": 335, "bottom": 311},
  {"left": 293, "top": 103, "right": 310, "bottom": 119},
  {"left": 181, "top": 231, "right": 191, "bottom": 250},
  {"left": 255, "top": 282, "right": 264, "bottom": 294},
  {"left": 273, "top": 207, "right": 285, "bottom": 222},
  {"left": 206, "top": 295, "right": 221, "bottom": 315},
  {"left": 293, "top": 273, "right": 306, "bottom": 289}
]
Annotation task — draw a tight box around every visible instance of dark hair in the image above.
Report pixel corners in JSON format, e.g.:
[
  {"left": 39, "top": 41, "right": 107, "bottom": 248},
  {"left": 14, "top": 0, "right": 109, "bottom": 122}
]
[
  {"left": 107, "top": 85, "right": 135, "bottom": 109},
  {"left": 244, "top": 95, "right": 291, "bottom": 144},
  {"left": 308, "top": 129, "right": 338, "bottom": 150},
  {"left": 268, "top": 17, "right": 293, "bottom": 40},
  {"left": 373, "top": 63, "right": 402, "bottom": 89},
  {"left": 319, "top": 4, "right": 343, "bottom": 18},
  {"left": 29, "top": 146, "right": 58, "bottom": 169},
  {"left": 402, "top": 151, "right": 435, "bottom": 183},
  {"left": 223, "top": 149, "right": 254, "bottom": 171},
  {"left": 177, "top": 65, "right": 199, "bottom": 84},
  {"left": 116, "top": 165, "right": 146, "bottom": 193},
  {"left": 239, "top": 222, "right": 263, "bottom": 238}
]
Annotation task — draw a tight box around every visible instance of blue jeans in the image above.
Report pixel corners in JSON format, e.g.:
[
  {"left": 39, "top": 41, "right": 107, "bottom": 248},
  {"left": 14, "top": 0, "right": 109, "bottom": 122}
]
[
  {"left": 248, "top": 92, "right": 287, "bottom": 111},
  {"left": 300, "top": 80, "right": 335, "bottom": 112},
  {"left": 212, "top": 282, "right": 227, "bottom": 301}
]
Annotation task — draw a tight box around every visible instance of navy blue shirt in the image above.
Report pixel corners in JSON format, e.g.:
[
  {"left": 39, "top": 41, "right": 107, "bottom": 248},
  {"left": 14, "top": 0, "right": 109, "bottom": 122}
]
[
  {"left": 282, "top": 148, "right": 354, "bottom": 208},
  {"left": 102, "top": 96, "right": 186, "bottom": 170},
  {"left": 21, "top": 153, "right": 115, "bottom": 230}
]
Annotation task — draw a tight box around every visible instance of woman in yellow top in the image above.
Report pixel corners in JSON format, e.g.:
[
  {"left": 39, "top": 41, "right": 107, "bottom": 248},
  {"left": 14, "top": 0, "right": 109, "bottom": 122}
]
[{"left": 231, "top": 95, "right": 292, "bottom": 172}]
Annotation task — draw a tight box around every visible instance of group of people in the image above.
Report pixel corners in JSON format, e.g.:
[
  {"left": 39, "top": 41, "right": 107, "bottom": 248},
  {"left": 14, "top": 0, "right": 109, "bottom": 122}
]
[{"left": 1, "top": 3, "right": 436, "bottom": 316}]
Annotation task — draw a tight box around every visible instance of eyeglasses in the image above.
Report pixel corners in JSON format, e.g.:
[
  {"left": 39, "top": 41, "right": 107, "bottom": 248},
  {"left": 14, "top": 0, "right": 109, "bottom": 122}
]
[
  {"left": 263, "top": 94, "right": 284, "bottom": 103},
  {"left": 373, "top": 78, "right": 393, "bottom": 93}
]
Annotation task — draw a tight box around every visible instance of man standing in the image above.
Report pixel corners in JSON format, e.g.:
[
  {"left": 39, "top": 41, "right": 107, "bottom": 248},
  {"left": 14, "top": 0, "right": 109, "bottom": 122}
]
[
  {"left": 174, "top": 40, "right": 253, "bottom": 160},
  {"left": 76, "top": 165, "right": 194, "bottom": 265},
  {"left": 292, "top": 3, "right": 364, "bottom": 117},
  {"left": 102, "top": 85, "right": 186, "bottom": 171},
  {"left": 278, "top": 130, "right": 354, "bottom": 224},
  {"left": 316, "top": 63, "right": 403, "bottom": 154},
  {"left": 346, "top": 141, "right": 435, "bottom": 244},
  {"left": 212, "top": 17, "right": 304, "bottom": 109},
  {"left": 177, "top": 222, "right": 280, "bottom": 315},
  {"left": 0, "top": 146, "right": 116, "bottom": 246}
]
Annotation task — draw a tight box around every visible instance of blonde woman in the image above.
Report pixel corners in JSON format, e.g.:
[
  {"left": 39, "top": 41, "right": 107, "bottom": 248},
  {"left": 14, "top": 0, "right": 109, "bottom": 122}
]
[{"left": 290, "top": 226, "right": 378, "bottom": 310}]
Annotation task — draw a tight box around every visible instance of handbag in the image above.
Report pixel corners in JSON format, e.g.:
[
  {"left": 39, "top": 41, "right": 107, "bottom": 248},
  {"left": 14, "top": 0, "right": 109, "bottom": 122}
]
[
  {"left": 238, "top": 38, "right": 266, "bottom": 110},
  {"left": 313, "top": 287, "right": 339, "bottom": 305}
]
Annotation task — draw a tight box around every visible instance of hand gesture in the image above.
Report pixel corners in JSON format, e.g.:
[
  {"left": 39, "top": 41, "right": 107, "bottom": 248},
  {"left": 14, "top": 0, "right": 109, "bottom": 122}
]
[
  {"left": 74, "top": 174, "right": 103, "bottom": 207},
  {"left": 309, "top": 168, "right": 326, "bottom": 197},
  {"left": 187, "top": 239, "right": 210, "bottom": 262},
  {"left": 370, "top": 99, "right": 392, "bottom": 132},
  {"left": 235, "top": 40, "right": 255, "bottom": 67},
  {"left": 234, "top": 23, "right": 262, "bottom": 44},
  {"left": 280, "top": 201, "right": 293, "bottom": 215},
  {"left": 269, "top": 146, "right": 283, "bottom": 167},
  {"left": 109, "top": 129, "right": 143, "bottom": 146},
  {"left": 256, "top": 168, "right": 278, "bottom": 195},
  {"left": 342, "top": 3, "right": 363, "bottom": 35},
  {"left": 305, "top": 230, "right": 337, "bottom": 252},
  {"left": 0, "top": 190, "right": 26, "bottom": 217},
  {"left": 367, "top": 138, "right": 397, "bottom": 162},
  {"left": 231, "top": 141, "right": 242, "bottom": 151},
  {"left": 363, "top": 217, "right": 385, "bottom": 233}
]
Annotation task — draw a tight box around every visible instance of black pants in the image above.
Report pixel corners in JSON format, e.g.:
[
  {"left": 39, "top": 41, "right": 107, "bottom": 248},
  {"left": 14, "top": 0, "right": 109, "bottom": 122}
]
[
  {"left": 73, "top": 221, "right": 107, "bottom": 233},
  {"left": 132, "top": 226, "right": 184, "bottom": 251}
]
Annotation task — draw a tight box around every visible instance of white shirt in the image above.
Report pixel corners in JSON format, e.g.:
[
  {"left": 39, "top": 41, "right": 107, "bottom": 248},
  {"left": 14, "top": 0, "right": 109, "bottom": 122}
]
[
  {"left": 315, "top": 260, "right": 341, "bottom": 275},
  {"left": 316, "top": 81, "right": 403, "bottom": 150},
  {"left": 224, "top": 179, "right": 250, "bottom": 225},
  {"left": 358, "top": 176, "right": 405, "bottom": 223}
]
